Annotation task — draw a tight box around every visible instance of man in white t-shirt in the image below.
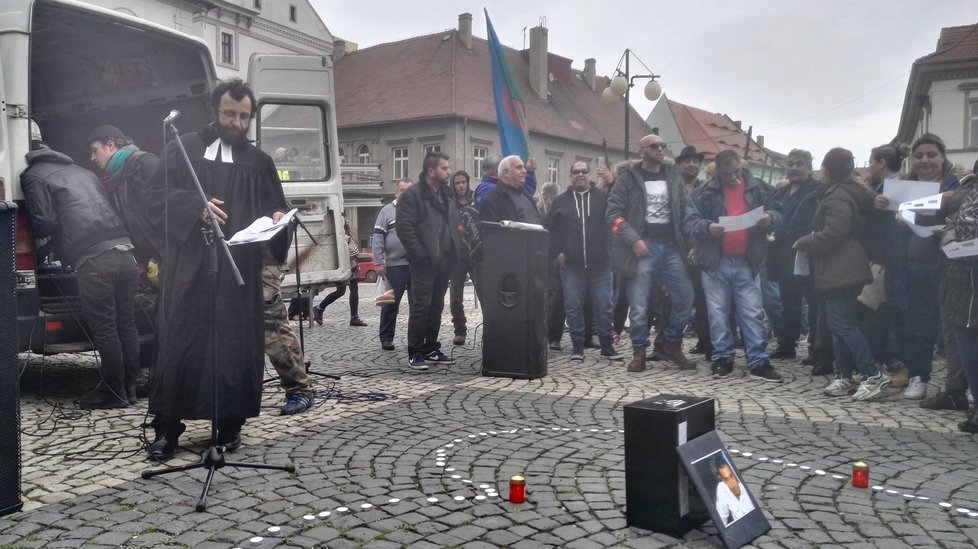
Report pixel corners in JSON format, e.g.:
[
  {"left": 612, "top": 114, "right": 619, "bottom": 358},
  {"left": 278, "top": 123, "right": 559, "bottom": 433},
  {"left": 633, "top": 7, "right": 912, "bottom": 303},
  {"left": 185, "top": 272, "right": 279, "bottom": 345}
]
[{"left": 715, "top": 461, "right": 755, "bottom": 525}]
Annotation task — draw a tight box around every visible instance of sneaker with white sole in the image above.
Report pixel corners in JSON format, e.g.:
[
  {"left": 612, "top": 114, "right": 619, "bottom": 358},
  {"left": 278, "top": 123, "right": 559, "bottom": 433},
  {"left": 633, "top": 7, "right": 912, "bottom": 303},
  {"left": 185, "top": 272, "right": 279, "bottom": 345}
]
[
  {"left": 426, "top": 350, "right": 455, "bottom": 364},
  {"left": 407, "top": 355, "right": 429, "bottom": 371},
  {"left": 823, "top": 377, "right": 853, "bottom": 397},
  {"left": 903, "top": 376, "right": 927, "bottom": 400},
  {"left": 852, "top": 373, "right": 890, "bottom": 401}
]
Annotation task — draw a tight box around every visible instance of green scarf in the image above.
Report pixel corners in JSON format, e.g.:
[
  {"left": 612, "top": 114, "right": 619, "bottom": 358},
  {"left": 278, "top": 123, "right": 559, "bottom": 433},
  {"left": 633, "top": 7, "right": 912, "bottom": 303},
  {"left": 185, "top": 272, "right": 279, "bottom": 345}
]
[{"left": 106, "top": 144, "right": 138, "bottom": 174}]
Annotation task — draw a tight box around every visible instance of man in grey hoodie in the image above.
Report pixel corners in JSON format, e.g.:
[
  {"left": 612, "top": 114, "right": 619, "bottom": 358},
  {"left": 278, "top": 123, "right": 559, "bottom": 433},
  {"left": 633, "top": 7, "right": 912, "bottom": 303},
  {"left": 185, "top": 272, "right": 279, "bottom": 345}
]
[{"left": 373, "top": 178, "right": 414, "bottom": 350}]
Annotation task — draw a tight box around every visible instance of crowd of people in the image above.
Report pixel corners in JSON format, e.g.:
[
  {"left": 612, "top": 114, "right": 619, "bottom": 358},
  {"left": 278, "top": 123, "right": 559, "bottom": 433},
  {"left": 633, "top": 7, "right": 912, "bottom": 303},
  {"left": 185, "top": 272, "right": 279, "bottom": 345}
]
[
  {"left": 18, "top": 74, "right": 978, "bottom": 466},
  {"left": 369, "top": 135, "right": 978, "bottom": 435}
]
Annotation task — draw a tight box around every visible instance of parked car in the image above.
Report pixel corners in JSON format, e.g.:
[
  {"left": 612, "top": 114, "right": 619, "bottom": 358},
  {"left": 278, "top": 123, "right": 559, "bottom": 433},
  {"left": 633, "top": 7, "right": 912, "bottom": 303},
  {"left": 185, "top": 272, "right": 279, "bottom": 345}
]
[{"left": 355, "top": 252, "right": 378, "bottom": 282}]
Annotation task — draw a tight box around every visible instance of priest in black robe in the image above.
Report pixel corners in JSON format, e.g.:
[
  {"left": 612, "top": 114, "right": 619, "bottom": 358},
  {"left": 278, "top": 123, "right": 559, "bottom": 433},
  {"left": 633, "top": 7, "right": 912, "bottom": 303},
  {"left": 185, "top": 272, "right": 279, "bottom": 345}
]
[{"left": 146, "top": 78, "right": 288, "bottom": 461}]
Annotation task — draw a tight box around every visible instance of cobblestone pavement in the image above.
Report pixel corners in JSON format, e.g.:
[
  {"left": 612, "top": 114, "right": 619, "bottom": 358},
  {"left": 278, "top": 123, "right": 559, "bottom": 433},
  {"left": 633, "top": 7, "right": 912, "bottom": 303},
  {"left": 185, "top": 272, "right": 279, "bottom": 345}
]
[{"left": 3, "top": 286, "right": 978, "bottom": 548}]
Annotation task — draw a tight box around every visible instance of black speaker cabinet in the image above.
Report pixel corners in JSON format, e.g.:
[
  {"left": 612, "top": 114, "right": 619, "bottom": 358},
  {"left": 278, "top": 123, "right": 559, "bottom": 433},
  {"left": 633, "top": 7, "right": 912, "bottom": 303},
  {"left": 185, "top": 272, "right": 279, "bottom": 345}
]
[
  {"left": 479, "top": 221, "right": 548, "bottom": 379},
  {"left": 0, "top": 202, "right": 21, "bottom": 516},
  {"left": 624, "top": 394, "right": 714, "bottom": 536}
]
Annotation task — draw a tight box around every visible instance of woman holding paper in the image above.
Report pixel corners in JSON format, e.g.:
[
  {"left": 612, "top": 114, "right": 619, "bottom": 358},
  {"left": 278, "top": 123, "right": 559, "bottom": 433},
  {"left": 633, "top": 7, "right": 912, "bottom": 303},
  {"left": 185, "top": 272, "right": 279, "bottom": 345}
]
[
  {"left": 901, "top": 135, "right": 960, "bottom": 402},
  {"left": 793, "top": 148, "right": 882, "bottom": 401}
]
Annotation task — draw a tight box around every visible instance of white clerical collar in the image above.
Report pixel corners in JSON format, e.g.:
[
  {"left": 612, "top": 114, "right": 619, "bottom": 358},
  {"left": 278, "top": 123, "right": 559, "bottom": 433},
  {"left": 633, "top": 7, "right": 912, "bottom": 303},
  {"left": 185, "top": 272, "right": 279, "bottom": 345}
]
[{"left": 203, "top": 138, "right": 234, "bottom": 163}]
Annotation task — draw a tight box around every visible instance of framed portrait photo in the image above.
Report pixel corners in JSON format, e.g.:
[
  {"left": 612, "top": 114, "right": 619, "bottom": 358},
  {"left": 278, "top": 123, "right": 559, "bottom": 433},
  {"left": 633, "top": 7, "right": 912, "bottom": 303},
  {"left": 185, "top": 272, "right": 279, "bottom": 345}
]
[{"left": 677, "top": 430, "right": 770, "bottom": 548}]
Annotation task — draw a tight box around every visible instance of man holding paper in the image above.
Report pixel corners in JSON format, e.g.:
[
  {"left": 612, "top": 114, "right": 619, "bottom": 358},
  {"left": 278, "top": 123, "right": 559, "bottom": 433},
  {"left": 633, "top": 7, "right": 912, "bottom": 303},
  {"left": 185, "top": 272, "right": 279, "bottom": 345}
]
[
  {"left": 144, "top": 78, "right": 289, "bottom": 460},
  {"left": 684, "top": 150, "right": 782, "bottom": 382}
]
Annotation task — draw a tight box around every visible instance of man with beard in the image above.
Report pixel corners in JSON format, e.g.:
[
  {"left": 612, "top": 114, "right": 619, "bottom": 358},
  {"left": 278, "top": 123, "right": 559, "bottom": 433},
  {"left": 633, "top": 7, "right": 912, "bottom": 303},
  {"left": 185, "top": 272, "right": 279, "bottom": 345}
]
[
  {"left": 396, "top": 152, "right": 461, "bottom": 370},
  {"left": 479, "top": 155, "right": 541, "bottom": 225},
  {"left": 145, "top": 78, "right": 288, "bottom": 460}
]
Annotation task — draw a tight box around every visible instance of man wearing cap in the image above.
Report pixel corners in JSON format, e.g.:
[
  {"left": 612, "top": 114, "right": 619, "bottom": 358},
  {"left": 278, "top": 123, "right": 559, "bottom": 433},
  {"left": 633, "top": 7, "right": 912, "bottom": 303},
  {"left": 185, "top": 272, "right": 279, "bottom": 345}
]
[
  {"left": 21, "top": 127, "right": 139, "bottom": 409},
  {"left": 88, "top": 125, "right": 163, "bottom": 264},
  {"left": 676, "top": 145, "right": 706, "bottom": 197},
  {"left": 606, "top": 134, "right": 697, "bottom": 373}
]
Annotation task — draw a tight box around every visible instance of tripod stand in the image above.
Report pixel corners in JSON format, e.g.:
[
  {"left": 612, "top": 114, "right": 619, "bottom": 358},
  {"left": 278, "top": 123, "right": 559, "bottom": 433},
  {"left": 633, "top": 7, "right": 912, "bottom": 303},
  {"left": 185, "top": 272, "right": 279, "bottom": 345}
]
[{"left": 142, "top": 119, "right": 294, "bottom": 512}]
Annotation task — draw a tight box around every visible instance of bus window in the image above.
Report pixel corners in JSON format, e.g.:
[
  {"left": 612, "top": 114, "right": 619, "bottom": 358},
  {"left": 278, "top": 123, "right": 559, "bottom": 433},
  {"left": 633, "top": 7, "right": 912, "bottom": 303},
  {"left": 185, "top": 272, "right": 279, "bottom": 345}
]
[{"left": 257, "top": 103, "right": 329, "bottom": 182}]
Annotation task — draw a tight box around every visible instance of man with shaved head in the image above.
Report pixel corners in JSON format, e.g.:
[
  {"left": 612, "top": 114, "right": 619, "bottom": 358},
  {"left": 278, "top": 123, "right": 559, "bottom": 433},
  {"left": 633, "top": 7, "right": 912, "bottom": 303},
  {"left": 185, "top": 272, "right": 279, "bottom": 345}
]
[{"left": 607, "top": 134, "right": 696, "bottom": 372}]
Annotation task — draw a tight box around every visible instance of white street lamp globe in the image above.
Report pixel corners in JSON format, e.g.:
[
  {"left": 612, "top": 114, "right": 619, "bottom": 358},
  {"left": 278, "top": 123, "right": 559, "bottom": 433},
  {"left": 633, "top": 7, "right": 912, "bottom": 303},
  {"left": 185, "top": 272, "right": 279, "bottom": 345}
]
[
  {"left": 601, "top": 86, "right": 620, "bottom": 104},
  {"left": 644, "top": 80, "right": 662, "bottom": 101},
  {"left": 609, "top": 75, "right": 628, "bottom": 96}
]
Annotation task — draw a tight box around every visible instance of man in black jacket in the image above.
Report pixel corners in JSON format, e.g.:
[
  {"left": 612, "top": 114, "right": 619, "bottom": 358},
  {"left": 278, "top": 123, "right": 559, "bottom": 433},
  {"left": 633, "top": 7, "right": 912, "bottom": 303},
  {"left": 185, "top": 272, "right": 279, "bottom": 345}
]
[
  {"left": 546, "top": 161, "right": 621, "bottom": 361},
  {"left": 396, "top": 152, "right": 461, "bottom": 370},
  {"left": 479, "top": 155, "right": 541, "bottom": 224},
  {"left": 87, "top": 124, "right": 162, "bottom": 264},
  {"left": 21, "top": 137, "right": 138, "bottom": 409},
  {"left": 767, "top": 149, "right": 819, "bottom": 360}
]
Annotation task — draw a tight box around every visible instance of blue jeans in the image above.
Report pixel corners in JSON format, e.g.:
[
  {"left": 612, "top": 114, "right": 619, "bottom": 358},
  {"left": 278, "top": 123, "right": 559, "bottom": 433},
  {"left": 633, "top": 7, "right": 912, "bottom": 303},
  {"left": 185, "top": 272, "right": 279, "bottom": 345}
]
[
  {"left": 561, "top": 265, "right": 613, "bottom": 345},
  {"left": 701, "top": 257, "right": 769, "bottom": 368},
  {"left": 626, "top": 241, "right": 693, "bottom": 348},
  {"left": 823, "top": 295, "right": 876, "bottom": 379},
  {"left": 379, "top": 265, "right": 410, "bottom": 344}
]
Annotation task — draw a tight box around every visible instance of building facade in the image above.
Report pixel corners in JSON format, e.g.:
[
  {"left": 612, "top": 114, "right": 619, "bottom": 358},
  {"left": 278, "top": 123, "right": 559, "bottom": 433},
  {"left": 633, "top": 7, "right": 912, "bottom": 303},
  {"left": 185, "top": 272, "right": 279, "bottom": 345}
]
[
  {"left": 333, "top": 13, "right": 654, "bottom": 245},
  {"left": 897, "top": 23, "right": 978, "bottom": 173},
  {"left": 81, "top": 0, "right": 333, "bottom": 80}
]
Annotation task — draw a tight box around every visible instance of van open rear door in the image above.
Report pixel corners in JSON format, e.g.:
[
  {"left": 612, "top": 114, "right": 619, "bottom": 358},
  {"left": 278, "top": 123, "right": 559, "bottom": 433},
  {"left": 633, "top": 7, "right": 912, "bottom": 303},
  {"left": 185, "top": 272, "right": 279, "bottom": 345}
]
[{"left": 248, "top": 53, "right": 349, "bottom": 292}]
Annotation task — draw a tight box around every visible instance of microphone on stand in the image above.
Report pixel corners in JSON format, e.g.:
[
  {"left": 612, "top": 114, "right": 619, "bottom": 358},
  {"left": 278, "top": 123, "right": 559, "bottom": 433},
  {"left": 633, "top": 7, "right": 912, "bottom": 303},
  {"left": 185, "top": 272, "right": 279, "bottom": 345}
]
[{"left": 163, "top": 110, "right": 181, "bottom": 124}]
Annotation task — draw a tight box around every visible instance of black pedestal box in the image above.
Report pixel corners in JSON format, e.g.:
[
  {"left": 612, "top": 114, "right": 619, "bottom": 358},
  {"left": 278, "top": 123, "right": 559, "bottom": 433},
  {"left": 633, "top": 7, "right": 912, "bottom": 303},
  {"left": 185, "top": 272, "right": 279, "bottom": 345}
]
[
  {"left": 479, "top": 221, "right": 548, "bottom": 379},
  {"left": 0, "top": 203, "right": 21, "bottom": 516},
  {"left": 624, "top": 394, "right": 714, "bottom": 536}
]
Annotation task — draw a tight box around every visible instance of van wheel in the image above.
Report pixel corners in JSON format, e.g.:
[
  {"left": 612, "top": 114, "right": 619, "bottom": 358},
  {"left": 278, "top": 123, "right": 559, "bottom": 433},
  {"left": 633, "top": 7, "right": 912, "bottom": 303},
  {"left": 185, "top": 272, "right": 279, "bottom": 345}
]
[{"left": 365, "top": 271, "right": 377, "bottom": 283}]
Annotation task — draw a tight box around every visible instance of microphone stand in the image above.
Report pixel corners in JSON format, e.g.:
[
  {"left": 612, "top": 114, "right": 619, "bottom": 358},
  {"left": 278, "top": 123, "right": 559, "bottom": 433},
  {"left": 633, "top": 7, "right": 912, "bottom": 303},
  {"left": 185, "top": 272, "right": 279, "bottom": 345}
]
[
  {"left": 289, "top": 215, "right": 338, "bottom": 380},
  {"left": 141, "top": 119, "right": 294, "bottom": 512}
]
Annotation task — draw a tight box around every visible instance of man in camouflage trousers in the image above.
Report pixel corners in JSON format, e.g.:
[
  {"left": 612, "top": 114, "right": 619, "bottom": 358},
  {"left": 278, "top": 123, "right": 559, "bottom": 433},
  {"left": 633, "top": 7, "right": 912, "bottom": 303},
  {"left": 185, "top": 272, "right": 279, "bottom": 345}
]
[{"left": 263, "top": 261, "right": 315, "bottom": 415}]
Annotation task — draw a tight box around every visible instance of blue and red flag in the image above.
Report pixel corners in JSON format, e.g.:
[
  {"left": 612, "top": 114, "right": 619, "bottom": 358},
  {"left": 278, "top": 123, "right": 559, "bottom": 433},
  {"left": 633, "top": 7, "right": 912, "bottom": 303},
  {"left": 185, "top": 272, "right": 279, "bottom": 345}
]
[{"left": 485, "top": 9, "right": 530, "bottom": 160}]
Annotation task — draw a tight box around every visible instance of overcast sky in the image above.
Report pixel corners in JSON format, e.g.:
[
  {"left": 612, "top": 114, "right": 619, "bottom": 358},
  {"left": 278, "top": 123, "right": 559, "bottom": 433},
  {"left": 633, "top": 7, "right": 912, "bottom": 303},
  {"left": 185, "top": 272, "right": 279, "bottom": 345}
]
[{"left": 311, "top": 0, "right": 978, "bottom": 167}]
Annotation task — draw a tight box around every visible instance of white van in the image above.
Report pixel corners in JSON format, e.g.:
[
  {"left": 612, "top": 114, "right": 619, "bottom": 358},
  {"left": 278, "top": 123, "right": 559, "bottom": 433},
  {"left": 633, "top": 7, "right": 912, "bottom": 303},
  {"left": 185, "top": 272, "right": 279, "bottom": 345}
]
[{"left": 0, "top": 0, "right": 349, "bottom": 361}]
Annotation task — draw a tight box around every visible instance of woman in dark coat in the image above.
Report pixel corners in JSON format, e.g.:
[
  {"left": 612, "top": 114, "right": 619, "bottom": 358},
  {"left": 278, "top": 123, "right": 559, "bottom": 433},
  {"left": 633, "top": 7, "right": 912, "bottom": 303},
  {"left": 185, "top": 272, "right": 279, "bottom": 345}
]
[{"left": 794, "top": 148, "right": 881, "bottom": 401}]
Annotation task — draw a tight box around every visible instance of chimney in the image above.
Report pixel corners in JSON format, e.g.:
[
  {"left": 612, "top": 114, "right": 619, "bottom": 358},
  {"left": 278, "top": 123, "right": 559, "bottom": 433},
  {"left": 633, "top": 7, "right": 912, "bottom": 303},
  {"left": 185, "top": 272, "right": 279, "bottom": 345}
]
[
  {"left": 332, "top": 39, "right": 357, "bottom": 62},
  {"left": 583, "top": 58, "right": 596, "bottom": 91},
  {"left": 529, "top": 24, "right": 548, "bottom": 100},
  {"left": 458, "top": 13, "right": 472, "bottom": 50},
  {"left": 757, "top": 135, "right": 765, "bottom": 148}
]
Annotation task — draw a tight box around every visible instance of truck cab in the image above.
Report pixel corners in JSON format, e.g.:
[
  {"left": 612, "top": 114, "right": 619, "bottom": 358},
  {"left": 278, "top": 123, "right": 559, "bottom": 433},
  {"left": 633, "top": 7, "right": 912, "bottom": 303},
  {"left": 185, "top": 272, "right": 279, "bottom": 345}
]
[{"left": 0, "top": 0, "right": 348, "bottom": 361}]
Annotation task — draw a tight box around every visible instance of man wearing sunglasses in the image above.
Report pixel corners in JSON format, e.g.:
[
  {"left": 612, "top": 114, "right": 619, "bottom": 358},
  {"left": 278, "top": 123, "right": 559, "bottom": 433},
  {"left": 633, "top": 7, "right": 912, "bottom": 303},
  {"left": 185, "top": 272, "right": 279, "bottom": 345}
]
[
  {"left": 607, "top": 134, "right": 697, "bottom": 372},
  {"left": 546, "top": 161, "right": 620, "bottom": 361}
]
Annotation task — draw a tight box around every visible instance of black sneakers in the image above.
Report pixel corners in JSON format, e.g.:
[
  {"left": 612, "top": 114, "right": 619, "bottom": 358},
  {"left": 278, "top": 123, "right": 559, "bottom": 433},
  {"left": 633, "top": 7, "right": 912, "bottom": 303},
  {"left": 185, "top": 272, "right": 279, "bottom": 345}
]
[
  {"left": 749, "top": 361, "right": 783, "bottom": 383},
  {"left": 710, "top": 358, "right": 733, "bottom": 379}
]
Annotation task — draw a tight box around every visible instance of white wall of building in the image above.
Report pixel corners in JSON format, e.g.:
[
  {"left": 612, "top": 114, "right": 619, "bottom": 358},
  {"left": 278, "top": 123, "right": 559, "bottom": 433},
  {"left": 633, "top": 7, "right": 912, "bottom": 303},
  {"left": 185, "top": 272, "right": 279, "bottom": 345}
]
[{"left": 917, "top": 77, "right": 978, "bottom": 171}]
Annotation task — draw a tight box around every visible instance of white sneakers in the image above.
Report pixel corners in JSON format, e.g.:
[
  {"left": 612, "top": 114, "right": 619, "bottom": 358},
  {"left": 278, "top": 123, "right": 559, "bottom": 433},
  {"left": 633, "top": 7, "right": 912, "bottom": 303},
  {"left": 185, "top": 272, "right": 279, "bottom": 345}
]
[
  {"left": 903, "top": 376, "right": 927, "bottom": 400},
  {"left": 823, "top": 378, "right": 853, "bottom": 397}
]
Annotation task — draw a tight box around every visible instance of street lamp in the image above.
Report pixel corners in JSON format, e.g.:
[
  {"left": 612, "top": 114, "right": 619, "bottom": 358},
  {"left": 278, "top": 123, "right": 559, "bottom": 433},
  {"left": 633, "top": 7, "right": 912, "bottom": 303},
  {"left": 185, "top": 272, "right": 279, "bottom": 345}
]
[{"left": 601, "top": 48, "right": 662, "bottom": 161}]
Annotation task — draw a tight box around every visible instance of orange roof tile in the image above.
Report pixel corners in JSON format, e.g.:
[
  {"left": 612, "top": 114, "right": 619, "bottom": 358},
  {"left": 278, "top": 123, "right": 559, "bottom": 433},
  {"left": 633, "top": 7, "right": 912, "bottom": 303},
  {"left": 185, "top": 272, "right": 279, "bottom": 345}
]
[
  {"left": 916, "top": 23, "right": 978, "bottom": 64},
  {"left": 666, "top": 98, "right": 773, "bottom": 165},
  {"left": 334, "top": 29, "right": 650, "bottom": 151}
]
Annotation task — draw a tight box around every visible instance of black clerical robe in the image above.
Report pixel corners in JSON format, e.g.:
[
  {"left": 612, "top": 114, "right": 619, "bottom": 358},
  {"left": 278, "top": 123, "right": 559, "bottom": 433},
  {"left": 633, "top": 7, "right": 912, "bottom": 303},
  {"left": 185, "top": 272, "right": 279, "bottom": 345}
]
[{"left": 148, "top": 124, "right": 287, "bottom": 420}]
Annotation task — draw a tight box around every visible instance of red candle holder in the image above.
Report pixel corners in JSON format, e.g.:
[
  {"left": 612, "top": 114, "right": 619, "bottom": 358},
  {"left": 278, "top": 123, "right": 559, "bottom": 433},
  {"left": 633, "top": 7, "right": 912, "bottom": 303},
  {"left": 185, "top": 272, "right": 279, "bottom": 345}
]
[
  {"left": 852, "top": 462, "right": 869, "bottom": 488},
  {"left": 509, "top": 475, "right": 525, "bottom": 504}
]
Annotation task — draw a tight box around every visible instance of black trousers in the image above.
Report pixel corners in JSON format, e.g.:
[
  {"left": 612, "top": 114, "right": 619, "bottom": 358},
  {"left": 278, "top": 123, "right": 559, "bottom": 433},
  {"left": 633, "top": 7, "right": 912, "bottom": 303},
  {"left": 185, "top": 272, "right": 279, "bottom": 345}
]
[
  {"left": 407, "top": 262, "right": 452, "bottom": 357},
  {"left": 77, "top": 248, "right": 140, "bottom": 397},
  {"left": 449, "top": 257, "right": 472, "bottom": 336},
  {"left": 778, "top": 275, "right": 815, "bottom": 351}
]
